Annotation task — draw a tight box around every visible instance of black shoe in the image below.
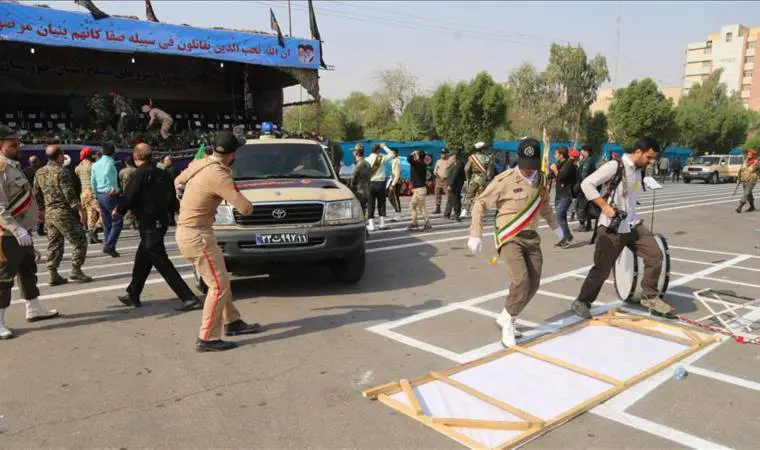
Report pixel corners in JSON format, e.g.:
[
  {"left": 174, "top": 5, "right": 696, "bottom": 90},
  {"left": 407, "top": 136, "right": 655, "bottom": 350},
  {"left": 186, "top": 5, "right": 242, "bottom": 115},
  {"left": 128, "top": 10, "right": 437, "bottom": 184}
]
[
  {"left": 224, "top": 319, "right": 263, "bottom": 336},
  {"left": 749, "top": 205, "right": 756, "bottom": 212},
  {"left": 555, "top": 238, "right": 567, "bottom": 247},
  {"left": 175, "top": 297, "right": 203, "bottom": 312},
  {"left": 103, "top": 248, "right": 120, "bottom": 258},
  {"left": 433, "top": 207, "right": 441, "bottom": 215},
  {"left": 196, "top": 338, "right": 238, "bottom": 352},
  {"left": 407, "top": 224, "right": 419, "bottom": 232},
  {"left": 560, "top": 239, "right": 571, "bottom": 249},
  {"left": 571, "top": 300, "right": 592, "bottom": 319},
  {"left": 49, "top": 274, "right": 68, "bottom": 286},
  {"left": 422, "top": 222, "right": 432, "bottom": 231},
  {"left": 118, "top": 294, "right": 141, "bottom": 308}
]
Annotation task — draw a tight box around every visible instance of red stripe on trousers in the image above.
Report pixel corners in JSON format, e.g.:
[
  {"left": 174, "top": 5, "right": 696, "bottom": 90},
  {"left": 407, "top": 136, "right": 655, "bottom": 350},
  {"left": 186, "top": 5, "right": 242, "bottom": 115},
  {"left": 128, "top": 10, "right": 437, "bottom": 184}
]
[{"left": 200, "top": 249, "right": 222, "bottom": 341}]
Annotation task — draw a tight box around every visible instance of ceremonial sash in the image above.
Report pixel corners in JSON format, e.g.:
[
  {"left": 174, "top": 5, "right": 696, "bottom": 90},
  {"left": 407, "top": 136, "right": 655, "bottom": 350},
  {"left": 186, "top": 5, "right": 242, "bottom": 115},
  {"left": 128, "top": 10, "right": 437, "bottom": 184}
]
[
  {"left": 493, "top": 181, "right": 543, "bottom": 248},
  {"left": 369, "top": 154, "right": 384, "bottom": 177},
  {"left": 469, "top": 154, "right": 487, "bottom": 175},
  {"left": 8, "top": 188, "right": 32, "bottom": 218}
]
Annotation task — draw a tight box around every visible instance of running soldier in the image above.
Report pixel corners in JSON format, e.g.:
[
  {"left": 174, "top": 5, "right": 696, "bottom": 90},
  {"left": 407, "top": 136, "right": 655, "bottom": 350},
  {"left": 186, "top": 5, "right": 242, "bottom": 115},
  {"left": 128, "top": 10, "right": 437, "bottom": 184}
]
[
  {"left": 175, "top": 131, "right": 263, "bottom": 352},
  {"left": 75, "top": 147, "right": 102, "bottom": 244},
  {"left": 142, "top": 104, "right": 174, "bottom": 139},
  {"left": 433, "top": 148, "right": 453, "bottom": 215},
  {"left": 736, "top": 149, "right": 758, "bottom": 213},
  {"left": 33, "top": 145, "right": 93, "bottom": 285},
  {"left": 468, "top": 138, "right": 563, "bottom": 346},
  {"left": 463, "top": 141, "right": 494, "bottom": 218}
]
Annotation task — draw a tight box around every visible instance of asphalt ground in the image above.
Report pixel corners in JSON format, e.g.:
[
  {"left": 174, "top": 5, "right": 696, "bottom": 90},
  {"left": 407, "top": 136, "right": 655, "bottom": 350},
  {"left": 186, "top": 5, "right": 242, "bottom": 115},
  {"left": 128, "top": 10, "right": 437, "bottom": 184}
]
[{"left": 1, "top": 179, "right": 759, "bottom": 449}]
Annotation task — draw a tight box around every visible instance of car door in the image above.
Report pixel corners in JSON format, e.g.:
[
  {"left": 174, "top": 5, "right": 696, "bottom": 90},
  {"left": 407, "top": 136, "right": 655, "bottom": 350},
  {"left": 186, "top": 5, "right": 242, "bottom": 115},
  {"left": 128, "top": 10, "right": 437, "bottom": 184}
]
[{"left": 728, "top": 156, "right": 744, "bottom": 180}]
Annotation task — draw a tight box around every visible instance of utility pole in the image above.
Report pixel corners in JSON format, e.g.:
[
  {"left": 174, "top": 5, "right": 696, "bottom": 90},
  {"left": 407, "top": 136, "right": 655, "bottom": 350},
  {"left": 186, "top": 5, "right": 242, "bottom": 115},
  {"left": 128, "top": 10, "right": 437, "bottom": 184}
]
[
  {"left": 615, "top": 0, "right": 621, "bottom": 86},
  {"left": 287, "top": 0, "right": 292, "bottom": 36}
]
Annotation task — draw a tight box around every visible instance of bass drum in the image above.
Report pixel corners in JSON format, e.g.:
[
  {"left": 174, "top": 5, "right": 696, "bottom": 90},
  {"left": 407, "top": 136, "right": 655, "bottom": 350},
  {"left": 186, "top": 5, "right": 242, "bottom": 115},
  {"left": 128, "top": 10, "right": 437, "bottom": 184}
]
[{"left": 613, "top": 233, "right": 670, "bottom": 303}]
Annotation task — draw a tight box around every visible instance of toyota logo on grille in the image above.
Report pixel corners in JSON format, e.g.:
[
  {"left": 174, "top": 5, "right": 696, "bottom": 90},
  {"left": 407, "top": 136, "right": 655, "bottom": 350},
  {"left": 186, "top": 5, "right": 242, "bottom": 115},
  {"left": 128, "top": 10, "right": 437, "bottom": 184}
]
[{"left": 272, "top": 208, "right": 287, "bottom": 219}]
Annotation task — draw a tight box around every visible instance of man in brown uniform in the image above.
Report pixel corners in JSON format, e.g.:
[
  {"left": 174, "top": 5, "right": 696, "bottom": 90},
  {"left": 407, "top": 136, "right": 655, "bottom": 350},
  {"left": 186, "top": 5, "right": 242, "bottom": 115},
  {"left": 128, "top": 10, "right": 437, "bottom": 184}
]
[
  {"left": 75, "top": 147, "right": 102, "bottom": 244},
  {"left": 175, "top": 131, "right": 262, "bottom": 352},
  {"left": 432, "top": 148, "right": 453, "bottom": 214},
  {"left": 468, "top": 138, "right": 563, "bottom": 347},
  {"left": 0, "top": 126, "right": 60, "bottom": 340},
  {"left": 142, "top": 104, "right": 174, "bottom": 139}
]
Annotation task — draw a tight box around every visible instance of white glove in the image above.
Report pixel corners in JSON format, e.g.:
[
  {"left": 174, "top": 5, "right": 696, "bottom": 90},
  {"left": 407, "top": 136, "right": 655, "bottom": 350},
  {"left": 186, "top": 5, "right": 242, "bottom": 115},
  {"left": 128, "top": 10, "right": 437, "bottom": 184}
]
[
  {"left": 467, "top": 237, "right": 482, "bottom": 254},
  {"left": 554, "top": 228, "right": 564, "bottom": 240},
  {"left": 14, "top": 228, "right": 33, "bottom": 247}
]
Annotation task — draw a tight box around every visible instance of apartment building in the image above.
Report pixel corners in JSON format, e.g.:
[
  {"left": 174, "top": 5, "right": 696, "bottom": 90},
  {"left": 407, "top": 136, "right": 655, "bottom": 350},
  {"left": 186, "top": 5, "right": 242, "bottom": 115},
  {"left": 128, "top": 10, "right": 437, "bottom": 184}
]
[
  {"left": 591, "top": 86, "right": 682, "bottom": 115},
  {"left": 683, "top": 24, "right": 759, "bottom": 110}
]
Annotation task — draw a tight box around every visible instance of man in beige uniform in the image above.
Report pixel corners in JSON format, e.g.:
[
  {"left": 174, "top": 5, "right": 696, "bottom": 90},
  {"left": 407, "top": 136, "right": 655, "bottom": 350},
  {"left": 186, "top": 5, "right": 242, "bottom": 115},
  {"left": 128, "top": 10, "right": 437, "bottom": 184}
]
[
  {"left": 468, "top": 138, "right": 563, "bottom": 347},
  {"left": 432, "top": 148, "right": 453, "bottom": 214},
  {"left": 175, "top": 131, "right": 262, "bottom": 352},
  {"left": 142, "top": 104, "right": 174, "bottom": 139}
]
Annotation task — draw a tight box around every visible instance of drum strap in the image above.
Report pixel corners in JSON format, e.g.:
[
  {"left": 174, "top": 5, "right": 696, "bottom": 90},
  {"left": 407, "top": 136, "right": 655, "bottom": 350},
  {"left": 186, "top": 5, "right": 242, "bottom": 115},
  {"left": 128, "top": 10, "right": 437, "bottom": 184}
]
[{"left": 590, "top": 160, "right": 625, "bottom": 245}]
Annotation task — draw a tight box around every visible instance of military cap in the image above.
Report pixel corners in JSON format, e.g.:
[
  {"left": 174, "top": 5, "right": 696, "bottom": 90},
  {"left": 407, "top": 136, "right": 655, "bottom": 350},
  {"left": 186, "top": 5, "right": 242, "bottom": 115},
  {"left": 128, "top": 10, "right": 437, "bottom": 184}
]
[
  {"left": 517, "top": 137, "right": 541, "bottom": 170},
  {"left": 213, "top": 130, "right": 244, "bottom": 154}
]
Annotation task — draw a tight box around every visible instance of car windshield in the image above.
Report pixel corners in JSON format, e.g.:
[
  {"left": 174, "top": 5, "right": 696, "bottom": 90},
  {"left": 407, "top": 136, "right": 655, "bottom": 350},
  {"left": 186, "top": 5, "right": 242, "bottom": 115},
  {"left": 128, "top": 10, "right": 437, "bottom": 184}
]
[
  {"left": 696, "top": 156, "right": 721, "bottom": 166},
  {"left": 231, "top": 143, "right": 334, "bottom": 180}
]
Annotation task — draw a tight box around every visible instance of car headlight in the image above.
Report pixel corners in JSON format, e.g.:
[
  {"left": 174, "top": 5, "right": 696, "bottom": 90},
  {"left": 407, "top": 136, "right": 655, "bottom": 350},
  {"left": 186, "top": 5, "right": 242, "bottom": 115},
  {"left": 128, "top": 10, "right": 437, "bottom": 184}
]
[
  {"left": 214, "top": 204, "right": 235, "bottom": 225},
  {"left": 324, "top": 199, "right": 362, "bottom": 223}
]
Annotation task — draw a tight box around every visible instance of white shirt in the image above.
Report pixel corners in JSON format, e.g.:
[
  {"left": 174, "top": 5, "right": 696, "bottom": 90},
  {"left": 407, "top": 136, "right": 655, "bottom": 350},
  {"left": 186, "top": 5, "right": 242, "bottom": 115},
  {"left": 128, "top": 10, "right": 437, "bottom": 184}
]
[
  {"left": 365, "top": 146, "right": 394, "bottom": 182},
  {"left": 581, "top": 154, "right": 642, "bottom": 233}
]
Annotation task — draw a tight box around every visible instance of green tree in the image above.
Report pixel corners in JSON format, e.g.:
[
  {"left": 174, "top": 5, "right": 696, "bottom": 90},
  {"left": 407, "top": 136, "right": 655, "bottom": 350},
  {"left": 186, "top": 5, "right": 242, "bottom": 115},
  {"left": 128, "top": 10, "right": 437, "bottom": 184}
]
[
  {"left": 743, "top": 133, "right": 760, "bottom": 150},
  {"left": 374, "top": 65, "right": 419, "bottom": 118},
  {"left": 432, "top": 83, "right": 466, "bottom": 150},
  {"left": 676, "top": 70, "right": 752, "bottom": 154},
  {"left": 583, "top": 111, "right": 609, "bottom": 153},
  {"left": 507, "top": 63, "right": 563, "bottom": 152},
  {"left": 607, "top": 78, "right": 678, "bottom": 149},
  {"left": 388, "top": 95, "right": 437, "bottom": 141},
  {"left": 282, "top": 99, "right": 345, "bottom": 141}
]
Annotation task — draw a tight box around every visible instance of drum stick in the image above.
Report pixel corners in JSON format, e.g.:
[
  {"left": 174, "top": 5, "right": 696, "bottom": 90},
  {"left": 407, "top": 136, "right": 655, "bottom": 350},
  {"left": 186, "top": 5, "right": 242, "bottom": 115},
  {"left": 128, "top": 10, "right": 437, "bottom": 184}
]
[{"left": 650, "top": 188, "right": 656, "bottom": 232}]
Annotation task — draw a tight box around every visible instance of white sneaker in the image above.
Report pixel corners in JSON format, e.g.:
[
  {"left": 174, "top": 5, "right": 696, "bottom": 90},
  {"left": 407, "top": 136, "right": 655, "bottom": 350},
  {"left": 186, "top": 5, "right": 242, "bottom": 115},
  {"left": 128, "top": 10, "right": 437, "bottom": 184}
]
[
  {"left": 395, "top": 213, "right": 402, "bottom": 222},
  {"left": 0, "top": 309, "right": 13, "bottom": 340},
  {"left": 25, "top": 299, "right": 59, "bottom": 322},
  {"left": 378, "top": 216, "right": 387, "bottom": 230},
  {"left": 496, "top": 309, "right": 522, "bottom": 338},
  {"left": 367, "top": 219, "right": 375, "bottom": 232},
  {"left": 501, "top": 319, "right": 517, "bottom": 347},
  {"left": 460, "top": 209, "right": 468, "bottom": 219}
]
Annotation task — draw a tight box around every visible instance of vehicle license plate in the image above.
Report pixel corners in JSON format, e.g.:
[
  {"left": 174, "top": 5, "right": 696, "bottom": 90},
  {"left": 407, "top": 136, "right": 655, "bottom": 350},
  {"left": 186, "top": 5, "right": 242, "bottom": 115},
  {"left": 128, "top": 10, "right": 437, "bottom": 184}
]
[{"left": 255, "top": 233, "right": 308, "bottom": 245}]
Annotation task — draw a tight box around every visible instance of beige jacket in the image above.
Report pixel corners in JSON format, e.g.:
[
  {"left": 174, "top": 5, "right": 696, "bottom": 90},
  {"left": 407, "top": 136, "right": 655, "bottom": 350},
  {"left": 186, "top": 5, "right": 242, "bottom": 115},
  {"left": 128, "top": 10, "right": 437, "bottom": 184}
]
[
  {"left": 174, "top": 157, "right": 253, "bottom": 229},
  {"left": 469, "top": 169, "right": 558, "bottom": 249},
  {"left": 0, "top": 154, "right": 38, "bottom": 234}
]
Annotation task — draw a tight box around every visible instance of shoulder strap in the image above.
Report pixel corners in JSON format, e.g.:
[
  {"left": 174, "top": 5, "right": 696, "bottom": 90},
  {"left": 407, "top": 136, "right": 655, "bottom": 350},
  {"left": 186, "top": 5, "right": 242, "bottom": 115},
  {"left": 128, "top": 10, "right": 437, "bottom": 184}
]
[
  {"left": 369, "top": 154, "right": 383, "bottom": 176},
  {"left": 184, "top": 160, "right": 221, "bottom": 184}
]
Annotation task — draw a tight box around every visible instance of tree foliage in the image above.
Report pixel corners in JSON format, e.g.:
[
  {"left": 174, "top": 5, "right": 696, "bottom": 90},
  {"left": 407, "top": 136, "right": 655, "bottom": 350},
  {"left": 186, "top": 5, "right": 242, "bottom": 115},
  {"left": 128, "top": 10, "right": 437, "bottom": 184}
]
[
  {"left": 431, "top": 72, "right": 507, "bottom": 150},
  {"left": 583, "top": 111, "right": 609, "bottom": 153},
  {"left": 373, "top": 65, "right": 419, "bottom": 118},
  {"left": 676, "top": 69, "right": 753, "bottom": 154},
  {"left": 282, "top": 99, "right": 345, "bottom": 141},
  {"left": 607, "top": 78, "right": 678, "bottom": 149}
]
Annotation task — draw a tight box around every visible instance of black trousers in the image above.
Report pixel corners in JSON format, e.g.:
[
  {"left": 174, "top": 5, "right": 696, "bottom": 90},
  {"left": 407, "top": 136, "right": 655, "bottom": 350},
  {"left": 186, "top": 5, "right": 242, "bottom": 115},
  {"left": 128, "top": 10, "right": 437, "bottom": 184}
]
[
  {"left": 127, "top": 224, "right": 194, "bottom": 301},
  {"left": 387, "top": 184, "right": 402, "bottom": 213},
  {"left": 0, "top": 236, "right": 39, "bottom": 309},
  {"left": 368, "top": 181, "right": 387, "bottom": 218},
  {"left": 444, "top": 188, "right": 462, "bottom": 218}
]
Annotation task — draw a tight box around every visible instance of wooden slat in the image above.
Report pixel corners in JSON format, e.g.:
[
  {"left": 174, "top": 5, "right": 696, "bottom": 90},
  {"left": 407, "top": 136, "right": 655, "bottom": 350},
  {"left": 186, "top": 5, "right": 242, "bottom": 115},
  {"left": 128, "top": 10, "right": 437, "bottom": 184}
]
[
  {"left": 607, "top": 321, "right": 694, "bottom": 346},
  {"left": 362, "top": 381, "right": 400, "bottom": 399},
  {"left": 431, "top": 418, "right": 535, "bottom": 431},
  {"left": 510, "top": 346, "right": 623, "bottom": 386},
  {"left": 400, "top": 379, "right": 424, "bottom": 416},
  {"left": 430, "top": 372, "right": 543, "bottom": 425}
]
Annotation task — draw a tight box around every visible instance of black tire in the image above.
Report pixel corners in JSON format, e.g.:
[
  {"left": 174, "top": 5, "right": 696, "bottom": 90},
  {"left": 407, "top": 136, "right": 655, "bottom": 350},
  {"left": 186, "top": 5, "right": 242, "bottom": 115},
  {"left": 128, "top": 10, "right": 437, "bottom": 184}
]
[
  {"left": 332, "top": 251, "right": 365, "bottom": 284},
  {"left": 683, "top": 177, "right": 691, "bottom": 184},
  {"left": 711, "top": 172, "right": 719, "bottom": 184},
  {"left": 194, "top": 266, "right": 208, "bottom": 294}
]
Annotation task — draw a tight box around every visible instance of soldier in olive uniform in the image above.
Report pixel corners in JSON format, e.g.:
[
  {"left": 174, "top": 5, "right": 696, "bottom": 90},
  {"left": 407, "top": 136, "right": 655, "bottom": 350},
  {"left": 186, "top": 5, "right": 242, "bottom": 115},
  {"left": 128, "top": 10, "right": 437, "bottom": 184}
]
[
  {"left": 119, "top": 156, "right": 138, "bottom": 229},
  {"left": 110, "top": 91, "right": 134, "bottom": 134},
  {"left": 462, "top": 141, "right": 494, "bottom": 218},
  {"left": 350, "top": 144, "right": 371, "bottom": 220},
  {"left": 33, "top": 145, "right": 93, "bottom": 285},
  {"left": 0, "top": 126, "right": 61, "bottom": 340},
  {"left": 737, "top": 149, "right": 759, "bottom": 213},
  {"left": 89, "top": 93, "right": 111, "bottom": 132}
]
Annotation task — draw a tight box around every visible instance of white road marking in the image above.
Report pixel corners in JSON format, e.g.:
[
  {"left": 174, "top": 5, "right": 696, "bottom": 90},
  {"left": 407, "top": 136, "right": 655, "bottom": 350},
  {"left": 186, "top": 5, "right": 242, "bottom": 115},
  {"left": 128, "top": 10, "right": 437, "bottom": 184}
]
[{"left": 683, "top": 365, "right": 760, "bottom": 393}]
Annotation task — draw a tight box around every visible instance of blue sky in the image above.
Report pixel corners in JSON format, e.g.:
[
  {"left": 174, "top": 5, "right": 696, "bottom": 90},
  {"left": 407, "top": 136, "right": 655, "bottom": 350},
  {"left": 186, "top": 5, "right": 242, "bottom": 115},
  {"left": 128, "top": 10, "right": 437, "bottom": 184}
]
[{"left": 22, "top": 1, "right": 760, "bottom": 101}]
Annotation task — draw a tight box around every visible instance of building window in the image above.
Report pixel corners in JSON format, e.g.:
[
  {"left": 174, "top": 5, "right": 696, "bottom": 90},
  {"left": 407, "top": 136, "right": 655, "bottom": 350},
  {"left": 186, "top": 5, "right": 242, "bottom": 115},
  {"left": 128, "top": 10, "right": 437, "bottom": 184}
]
[
  {"left": 705, "top": 40, "right": 713, "bottom": 54},
  {"left": 747, "top": 56, "right": 756, "bottom": 64},
  {"left": 746, "top": 70, "right": 754, "bottom": 78},
  {"left": 726, "top": 32, "right": 733, "bottom": 42},
  {"left": 748, "top": 40, "right": 756, "bottom": 49}
]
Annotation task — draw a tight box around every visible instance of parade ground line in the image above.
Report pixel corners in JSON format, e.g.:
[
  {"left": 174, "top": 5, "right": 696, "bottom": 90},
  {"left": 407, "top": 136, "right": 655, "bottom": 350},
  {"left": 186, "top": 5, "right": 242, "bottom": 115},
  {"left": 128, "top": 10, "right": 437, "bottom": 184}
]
[{"left": 366, "top": 247, "right": 758, "bottom": 449}]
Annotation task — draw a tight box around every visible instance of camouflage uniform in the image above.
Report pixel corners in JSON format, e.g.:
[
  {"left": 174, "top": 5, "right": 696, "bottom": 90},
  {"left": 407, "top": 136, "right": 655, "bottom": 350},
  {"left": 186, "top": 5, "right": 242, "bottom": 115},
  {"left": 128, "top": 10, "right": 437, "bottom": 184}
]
[
  {"left": 33, "top": 161, "right": 91, "bottom": 283},
  {"left": 89, "top": 94, "right": 111, "bottom": 132},
  {"left": 119, "top": 165, "right": 138, "bottom": 229},
  {"left": 75, "top": 159, "right": 102, "bottom": 236},
  {"left": 737, "top": 156, "right": 759, "bottom": 213},
  {"left": 464, "top": 151, "right": 494, "bottom": 215},
  {"left": 351, "top": 157, "right": 371, "bottom": 218}
]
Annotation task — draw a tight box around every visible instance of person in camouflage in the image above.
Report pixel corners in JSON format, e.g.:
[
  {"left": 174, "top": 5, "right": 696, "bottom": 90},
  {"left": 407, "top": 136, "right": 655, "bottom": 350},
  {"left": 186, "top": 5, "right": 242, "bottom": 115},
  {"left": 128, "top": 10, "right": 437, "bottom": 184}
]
[
  {"left": 110, "top": 91, "right": 134, "bottom": 134},
  {"left": 75, "top": 147, "right": 102, "bottom": 244},
  {"left": 119, "top": 156, "right": 138, "bottom": 229},
  {"left": 350, "top": 145, "right": 371, "bottom": 221},
  {"left": 462, "top": 141, "right": 494, "bottom": 218},
  {"left": 33, "top": 145, "right": 93, "bottom": 285},
  {"left": 89, "top": 93, "right": 111, "bottom": 132},
  {"left": 737, "top": 149, "right": 759, "bottom": 213}
]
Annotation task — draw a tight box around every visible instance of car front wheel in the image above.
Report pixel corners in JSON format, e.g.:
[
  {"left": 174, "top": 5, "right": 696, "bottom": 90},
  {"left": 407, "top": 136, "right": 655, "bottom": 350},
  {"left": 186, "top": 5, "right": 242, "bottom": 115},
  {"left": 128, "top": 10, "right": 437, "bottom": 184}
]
[{"left": 332, "top": 251, "right": 365, "bottom": 284}]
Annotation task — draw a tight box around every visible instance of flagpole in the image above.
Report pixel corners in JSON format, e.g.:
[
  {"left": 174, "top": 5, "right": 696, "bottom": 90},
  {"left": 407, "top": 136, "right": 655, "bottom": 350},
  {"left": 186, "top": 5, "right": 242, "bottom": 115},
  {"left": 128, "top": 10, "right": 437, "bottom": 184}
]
[{"left": 287, "top": 0, "right": 292, "bottom": 36}]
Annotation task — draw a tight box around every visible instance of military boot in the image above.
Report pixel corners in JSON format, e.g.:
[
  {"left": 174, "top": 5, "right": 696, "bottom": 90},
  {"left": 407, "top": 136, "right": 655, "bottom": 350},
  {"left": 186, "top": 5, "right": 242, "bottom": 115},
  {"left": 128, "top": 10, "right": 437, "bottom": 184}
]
[
  {"left": 433, "top": 205, "right": 441, "bottom": 215},
  {"left": 422, "top": 220, "right": 432, "bottom": 231},
  {"left": 737, "top": 201, "right": 746, "bottom": 213},
  {"left": 88, "top": 230, "right": 101, "bottom": 244},
  {"left": 25, "top": 299, "right": 59, "bottom": 322},
  {"left": 748, "top": 201, "right": 756, "bottom": 212},
  {"left": 69, "top": 267, "right": 93, "bottom": 283},
  {"left": 48, "top": 271, "right": 68, "bottom": 286}
]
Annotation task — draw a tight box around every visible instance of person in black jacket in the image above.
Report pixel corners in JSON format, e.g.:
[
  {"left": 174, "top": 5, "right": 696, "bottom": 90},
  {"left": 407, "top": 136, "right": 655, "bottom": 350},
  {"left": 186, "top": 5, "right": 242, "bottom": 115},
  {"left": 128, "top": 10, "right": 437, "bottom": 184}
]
[
  {"left": 407, "top": 150, "right": 432, "bottom": 231},
  {"left": 575, "top": 144, "right": 598, "bottom": 232},
  {"left": 114, "top": 143, "right": 201, "bottom": 311},
  {"left": 444, "top": 150, "right": 466, "bottom": 221},
  {"left": 549, "top": 147, "right": 577, "bottom": 248}
]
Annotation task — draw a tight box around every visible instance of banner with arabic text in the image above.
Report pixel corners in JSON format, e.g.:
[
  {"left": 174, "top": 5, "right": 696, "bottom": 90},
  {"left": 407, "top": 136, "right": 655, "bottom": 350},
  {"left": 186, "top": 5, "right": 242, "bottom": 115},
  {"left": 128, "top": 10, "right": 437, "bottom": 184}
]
[{"left": 0, "top": 3, "right": 321, "bottom": 70}]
